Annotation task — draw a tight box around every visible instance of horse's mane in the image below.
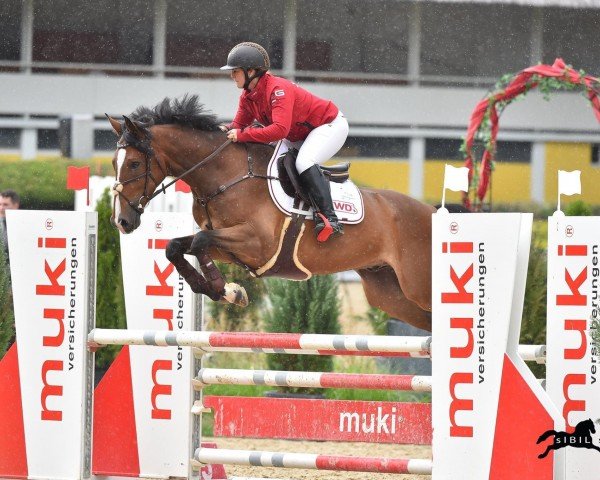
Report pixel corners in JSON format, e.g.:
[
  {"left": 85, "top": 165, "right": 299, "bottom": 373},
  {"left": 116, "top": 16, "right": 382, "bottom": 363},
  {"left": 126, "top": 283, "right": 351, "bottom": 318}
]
[{"left": 130, "top": 95, "right": 221, "bottom": 132}]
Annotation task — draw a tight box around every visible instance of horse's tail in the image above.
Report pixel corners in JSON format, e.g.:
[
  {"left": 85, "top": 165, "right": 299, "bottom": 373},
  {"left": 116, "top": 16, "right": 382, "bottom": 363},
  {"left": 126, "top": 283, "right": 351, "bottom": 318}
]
[{"left": 536, "top": 430, "right": 555, "bottom": 444}]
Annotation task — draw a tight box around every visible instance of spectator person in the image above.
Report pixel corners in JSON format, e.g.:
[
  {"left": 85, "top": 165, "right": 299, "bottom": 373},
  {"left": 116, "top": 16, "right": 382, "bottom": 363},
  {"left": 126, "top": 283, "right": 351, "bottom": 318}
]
[{"left": 0, "top": 189, "right": 20, "bottom": 259}]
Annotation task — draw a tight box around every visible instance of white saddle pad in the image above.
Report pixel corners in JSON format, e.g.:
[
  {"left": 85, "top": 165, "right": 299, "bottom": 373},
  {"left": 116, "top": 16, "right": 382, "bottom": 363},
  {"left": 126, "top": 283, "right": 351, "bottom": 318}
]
[{"left": 266, "top": 149, "right": 364, "bottom": 224}]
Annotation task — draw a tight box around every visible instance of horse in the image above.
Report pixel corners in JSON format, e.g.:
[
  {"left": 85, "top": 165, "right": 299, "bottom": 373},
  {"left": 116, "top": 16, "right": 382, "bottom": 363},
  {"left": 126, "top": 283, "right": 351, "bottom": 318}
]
[
  {"left": 537, "top": 418, "right": 600, "bottom": 459},
  {"left": 107, "top": 95, "right": 435, "bottom": 331}
]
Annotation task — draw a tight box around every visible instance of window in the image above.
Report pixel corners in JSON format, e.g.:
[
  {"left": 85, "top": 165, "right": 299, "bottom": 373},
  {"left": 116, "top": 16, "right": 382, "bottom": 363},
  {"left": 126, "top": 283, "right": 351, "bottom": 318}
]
[
  {"left": 0, "top": 0, "right": 21, "bottom": 61},
  {"left": 340, "top": 137, "right": 408, "bottom": 158},
  {"left": 426, "top": 139, "right": 463, "bottom": 160},
  {"left": 95, "top": 130, "right": 117, "bottom": 151},
  {"left": 297, "top": 0, "right": 410, "bottom": 74},
  {"left": 0, "top": 129, "right": 19, "bottom": 148},
  {"left": 592, "top": 144, "right": 599, "bottom": 165},
  {"left": 33, "top": 0, "right": 153, "bottom": 65},
  {"left": 421, "top": 3, "right": 531, "bottom": 78},
  {"left": 495, "top": 141, "right": 531, "bottom": 163},
  {"left": 166, "top": 1, "right": 284, "bottom": 69},
  {"left": 38, "top": 129, "right": 58, "bottom": 150}
]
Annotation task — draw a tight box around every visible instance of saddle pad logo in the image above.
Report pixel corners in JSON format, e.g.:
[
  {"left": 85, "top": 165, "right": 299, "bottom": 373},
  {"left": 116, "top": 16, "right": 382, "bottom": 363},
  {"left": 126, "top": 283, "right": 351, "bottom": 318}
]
[
  {"left": 334, "top": 200, "right": 358, "bottom": 214},
  {"left": 266, "top": 145, "right": 364, "bottom": 225}
]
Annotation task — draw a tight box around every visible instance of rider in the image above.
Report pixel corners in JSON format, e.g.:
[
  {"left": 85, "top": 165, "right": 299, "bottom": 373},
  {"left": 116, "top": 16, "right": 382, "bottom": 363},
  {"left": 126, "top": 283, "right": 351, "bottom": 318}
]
[{"left": 220, "top": 42, "right": 348, "bottom": 242}]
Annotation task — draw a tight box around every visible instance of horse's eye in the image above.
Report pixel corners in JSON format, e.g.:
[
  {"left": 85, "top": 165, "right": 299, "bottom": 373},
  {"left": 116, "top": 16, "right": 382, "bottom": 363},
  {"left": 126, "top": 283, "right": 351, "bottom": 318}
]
[{"left": 130, "top": 161, "right": 141, "bottom": 169}]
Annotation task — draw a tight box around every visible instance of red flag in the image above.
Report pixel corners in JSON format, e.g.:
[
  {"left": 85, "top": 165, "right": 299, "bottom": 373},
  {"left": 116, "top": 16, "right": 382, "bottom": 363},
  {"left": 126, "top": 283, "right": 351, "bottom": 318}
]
[
  {"left": 66, "top": 166, "right": 90, "bottom": 206},
  {"left": 175, "top": 180, "right": 191, "bottom": 193}
]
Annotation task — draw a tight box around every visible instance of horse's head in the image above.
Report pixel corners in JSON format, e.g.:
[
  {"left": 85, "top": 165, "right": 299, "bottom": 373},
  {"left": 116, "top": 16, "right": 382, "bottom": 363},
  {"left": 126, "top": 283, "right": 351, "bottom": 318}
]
[{"left": 106, "top": 115, "right": 168, "bottom": 233}]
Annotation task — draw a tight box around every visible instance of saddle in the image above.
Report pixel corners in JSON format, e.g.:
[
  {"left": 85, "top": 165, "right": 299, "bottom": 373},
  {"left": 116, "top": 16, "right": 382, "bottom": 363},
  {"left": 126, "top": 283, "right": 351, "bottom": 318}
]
[{"left": 277, "top": 149, "right": 350, "bottom": 202}]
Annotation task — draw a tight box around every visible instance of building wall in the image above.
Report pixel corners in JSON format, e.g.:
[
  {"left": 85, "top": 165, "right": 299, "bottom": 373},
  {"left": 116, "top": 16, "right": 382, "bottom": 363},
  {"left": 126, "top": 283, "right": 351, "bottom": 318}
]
[{"left": 346, "top": 142, "right": 599, "bottom": 205}]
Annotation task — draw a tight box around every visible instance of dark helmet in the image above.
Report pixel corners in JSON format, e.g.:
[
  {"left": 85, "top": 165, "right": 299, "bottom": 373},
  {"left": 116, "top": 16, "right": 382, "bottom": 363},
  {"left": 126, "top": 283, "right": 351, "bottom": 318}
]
[{"left": 221, "top": 42, "right": 270, "bottom": 71}]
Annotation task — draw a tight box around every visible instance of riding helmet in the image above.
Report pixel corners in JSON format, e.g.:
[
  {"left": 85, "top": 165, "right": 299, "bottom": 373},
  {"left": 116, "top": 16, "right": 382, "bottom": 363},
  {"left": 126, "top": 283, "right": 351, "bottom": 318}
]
[{"left": 221, "top": 42, "right": 270, "bottom": 71}]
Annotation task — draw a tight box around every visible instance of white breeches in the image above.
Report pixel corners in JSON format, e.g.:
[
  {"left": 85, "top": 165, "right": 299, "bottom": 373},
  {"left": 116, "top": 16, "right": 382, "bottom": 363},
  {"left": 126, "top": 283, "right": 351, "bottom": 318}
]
[{"left": 275, "top": 111, "right": 349, "bottom": 174}]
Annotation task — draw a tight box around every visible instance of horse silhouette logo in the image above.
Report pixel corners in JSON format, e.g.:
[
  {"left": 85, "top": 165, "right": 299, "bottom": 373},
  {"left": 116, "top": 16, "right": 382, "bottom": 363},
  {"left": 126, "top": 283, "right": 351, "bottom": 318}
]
[{"left": 537, "top": 418, "right": 600, "bottom": 458}]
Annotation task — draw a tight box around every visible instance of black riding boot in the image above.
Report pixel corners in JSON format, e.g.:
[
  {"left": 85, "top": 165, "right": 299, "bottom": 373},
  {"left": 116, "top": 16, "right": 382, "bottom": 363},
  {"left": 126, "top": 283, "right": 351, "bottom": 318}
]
[{"left": 299, "top": 164, "right": 344, "bottom": 242}]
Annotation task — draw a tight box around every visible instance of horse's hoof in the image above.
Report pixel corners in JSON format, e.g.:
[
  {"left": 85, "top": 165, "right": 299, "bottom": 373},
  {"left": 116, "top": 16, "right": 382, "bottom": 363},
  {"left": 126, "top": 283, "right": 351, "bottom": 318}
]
[{"left": 221, "top": 283, "right": 248, "bottom": 307}]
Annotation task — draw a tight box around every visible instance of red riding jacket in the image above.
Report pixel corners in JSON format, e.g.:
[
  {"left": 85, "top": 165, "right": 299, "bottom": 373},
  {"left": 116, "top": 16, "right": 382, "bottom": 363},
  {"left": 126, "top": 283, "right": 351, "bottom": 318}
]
[{"left": 228, "top": 72, "right": 339, "bottom": 144}]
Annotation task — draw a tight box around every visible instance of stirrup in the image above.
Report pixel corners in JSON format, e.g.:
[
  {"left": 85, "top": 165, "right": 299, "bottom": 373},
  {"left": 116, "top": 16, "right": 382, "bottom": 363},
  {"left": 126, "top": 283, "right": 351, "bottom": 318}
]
[{"left": 315, "top": 212, "right": 344, "bottom": 242}]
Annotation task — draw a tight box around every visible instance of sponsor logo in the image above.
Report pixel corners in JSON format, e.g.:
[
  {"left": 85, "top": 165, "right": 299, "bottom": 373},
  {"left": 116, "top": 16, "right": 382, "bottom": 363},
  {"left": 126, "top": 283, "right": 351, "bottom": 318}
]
[
  {"left": 36, "top": 236, "right": 68, "bottom": 421},
  {"left": 274, "top": 89, "right": 285, "bottom": 97},
  {"left": 339, "top": 406, "right": 400, "bottom": 435},
  {"left": 441, "top": 238, "right": 478, "bottom": 438},
  {"left": 537, "top": 418, "right": 600, "bottom": 458},
  {"left": 555, "top": 243, "right": 589, "bottom": 428},
  {"left": 145, "top": 238, "right": 185, "bottom": 420},
  {"left": 333, "top": 200, "right": 357, "bottom": 214}
]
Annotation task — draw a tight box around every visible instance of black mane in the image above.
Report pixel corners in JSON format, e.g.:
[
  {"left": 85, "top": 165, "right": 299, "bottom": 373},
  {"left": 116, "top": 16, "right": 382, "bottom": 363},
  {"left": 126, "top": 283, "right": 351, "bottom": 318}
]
[{"left": 130, "top": 95, "right": 220, "bottom": 132}]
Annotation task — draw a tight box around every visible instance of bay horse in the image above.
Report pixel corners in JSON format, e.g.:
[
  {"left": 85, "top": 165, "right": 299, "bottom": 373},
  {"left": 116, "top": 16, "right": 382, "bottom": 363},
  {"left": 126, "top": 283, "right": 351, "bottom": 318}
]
[{"left": 107, "top": 95, "right": 435, "bottom": 331}]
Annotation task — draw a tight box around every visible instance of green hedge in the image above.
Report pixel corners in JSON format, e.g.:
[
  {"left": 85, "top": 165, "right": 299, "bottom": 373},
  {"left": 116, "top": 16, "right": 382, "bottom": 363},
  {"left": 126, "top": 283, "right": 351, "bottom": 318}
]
[{"left": 0, "top": 158, "right": 113, "bottom": 211}]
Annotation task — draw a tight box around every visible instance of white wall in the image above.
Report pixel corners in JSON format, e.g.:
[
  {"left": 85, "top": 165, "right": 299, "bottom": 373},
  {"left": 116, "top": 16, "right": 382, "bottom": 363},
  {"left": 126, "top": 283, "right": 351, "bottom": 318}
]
[{"left": 1, "top": 72, "right": 599, "bottom": 134}]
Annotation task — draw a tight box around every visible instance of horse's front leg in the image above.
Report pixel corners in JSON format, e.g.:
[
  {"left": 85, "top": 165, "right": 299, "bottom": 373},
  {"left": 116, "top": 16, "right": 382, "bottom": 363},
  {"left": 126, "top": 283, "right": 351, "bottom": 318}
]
[
  {"left": 187, "top": 226, "right": 255, "bottom": 307},
  {"left": 166, "top": 234, "right": 219, "bottom": 299}
]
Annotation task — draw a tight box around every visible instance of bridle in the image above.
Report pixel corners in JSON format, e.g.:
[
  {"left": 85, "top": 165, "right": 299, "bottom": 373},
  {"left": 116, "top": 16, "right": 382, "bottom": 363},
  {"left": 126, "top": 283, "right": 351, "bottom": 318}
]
[
  {"left": 112, "top": 138, "right": 165, "bottom": 215},
  {"left": 112, "top": 134, "right": 232, "bottom": 215}
]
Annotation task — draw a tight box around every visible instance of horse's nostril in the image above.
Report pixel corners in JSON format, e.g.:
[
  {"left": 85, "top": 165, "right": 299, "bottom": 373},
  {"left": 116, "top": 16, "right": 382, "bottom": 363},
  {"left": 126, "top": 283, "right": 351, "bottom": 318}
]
[{"left": 118, "top": 217, "right": 129, "bottom": 228}]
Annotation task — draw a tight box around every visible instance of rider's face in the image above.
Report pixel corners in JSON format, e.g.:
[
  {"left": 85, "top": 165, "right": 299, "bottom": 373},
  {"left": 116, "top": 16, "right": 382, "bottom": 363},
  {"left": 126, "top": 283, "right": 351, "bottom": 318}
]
[{"left": 230, "top": 68, "right": 246, "bottom": 89}]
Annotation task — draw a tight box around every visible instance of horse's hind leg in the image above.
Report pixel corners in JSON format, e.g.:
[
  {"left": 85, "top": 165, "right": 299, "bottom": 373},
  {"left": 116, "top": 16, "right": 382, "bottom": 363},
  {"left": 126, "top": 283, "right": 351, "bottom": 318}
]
[{"left": 357, "top": 266, "right": 432, "bottom": 332}]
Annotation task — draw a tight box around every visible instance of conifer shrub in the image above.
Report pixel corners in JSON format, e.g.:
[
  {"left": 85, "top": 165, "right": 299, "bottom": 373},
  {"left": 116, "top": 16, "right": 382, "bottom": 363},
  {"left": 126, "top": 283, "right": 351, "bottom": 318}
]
[
  {"left": 0, "top": 245, "right": 14, "bottom": 356},
  {"left": 95, "top": 188, "right": 126, "bottom": 370},
  {"left": 264, "top": 275, "right": 341, "bottom": 395}
]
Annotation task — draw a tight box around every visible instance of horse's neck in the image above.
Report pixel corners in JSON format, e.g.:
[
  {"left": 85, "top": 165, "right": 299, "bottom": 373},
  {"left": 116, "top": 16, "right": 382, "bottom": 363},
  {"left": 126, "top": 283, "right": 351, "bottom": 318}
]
[{"left": 159, "top": 129, "right": 239, "bottom": 190}]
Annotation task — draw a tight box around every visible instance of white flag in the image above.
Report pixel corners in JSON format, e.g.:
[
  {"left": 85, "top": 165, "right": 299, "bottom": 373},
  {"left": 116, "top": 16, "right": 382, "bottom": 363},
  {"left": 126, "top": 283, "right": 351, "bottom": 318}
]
[
  {"left": 558, "top": 170, "right": 581, "bottom": 196},
  {"left": 443, "top": 164, "right": 469, "bottom": 192}
]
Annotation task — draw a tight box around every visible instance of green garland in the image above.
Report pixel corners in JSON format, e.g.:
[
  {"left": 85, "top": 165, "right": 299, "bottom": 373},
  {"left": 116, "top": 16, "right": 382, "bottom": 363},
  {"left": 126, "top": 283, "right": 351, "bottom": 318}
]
[{"left": 460, "top": 64, "right": 597, "bottom": 207}]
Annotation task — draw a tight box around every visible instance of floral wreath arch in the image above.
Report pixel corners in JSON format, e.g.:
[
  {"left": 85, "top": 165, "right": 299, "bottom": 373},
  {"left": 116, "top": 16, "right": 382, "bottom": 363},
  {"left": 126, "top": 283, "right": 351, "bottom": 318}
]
[{"left": 462, "top": 58, "right": 600, "bottom": 211}]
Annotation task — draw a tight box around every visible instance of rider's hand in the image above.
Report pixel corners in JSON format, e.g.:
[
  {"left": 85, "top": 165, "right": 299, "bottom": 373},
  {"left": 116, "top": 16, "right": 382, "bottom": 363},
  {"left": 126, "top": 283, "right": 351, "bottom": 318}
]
[
  {"left": 227, "top": 129, "right": 239, "bottom": 142},
  {"left": 218, "top": 124, "right": 229, "bottom": 132}
]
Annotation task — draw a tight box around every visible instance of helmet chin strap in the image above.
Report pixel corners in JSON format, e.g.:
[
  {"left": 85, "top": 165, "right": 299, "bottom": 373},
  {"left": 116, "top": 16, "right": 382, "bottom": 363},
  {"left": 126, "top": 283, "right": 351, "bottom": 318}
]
[{"left": 243, "top": 69, "right": 265, "bottom": 91}]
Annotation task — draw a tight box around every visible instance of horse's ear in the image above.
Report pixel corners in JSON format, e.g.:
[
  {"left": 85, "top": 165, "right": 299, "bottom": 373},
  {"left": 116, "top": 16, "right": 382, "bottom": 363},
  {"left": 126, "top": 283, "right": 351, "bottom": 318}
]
[
  {"left": 106, "top": 114, "right": 122, "bottom": 136},
  {"left": 123, "top": 115, "right": 146, "bottom": 140}
]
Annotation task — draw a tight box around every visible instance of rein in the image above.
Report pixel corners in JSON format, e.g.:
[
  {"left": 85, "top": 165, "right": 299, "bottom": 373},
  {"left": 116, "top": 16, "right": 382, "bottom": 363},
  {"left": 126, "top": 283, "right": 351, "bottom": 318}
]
[
  {"left": 197, "top": 144, "right": 278, "bottom": 230},
  {"left": 113, "top": 138, "right": 232, "bottom": 214},
  {"left": 113, "top": 137, "right": 278, "bottom": 230},
  {"left": 113, "top": 134, "right": 280, "bottom": 275}
]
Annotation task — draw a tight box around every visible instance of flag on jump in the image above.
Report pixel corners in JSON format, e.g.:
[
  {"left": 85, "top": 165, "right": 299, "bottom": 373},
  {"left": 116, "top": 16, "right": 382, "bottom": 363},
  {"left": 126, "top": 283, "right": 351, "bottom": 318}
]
[
  {"left": 66, "top": 165, "right": 91, "bottom": 205},
  {"left": 443, "top": 164, "right": 469, "bottom": 192},
  {"left": 175, "top": 180, "right": 192, "bottom": 193},
  {"left": 558, "top": 170, "right": 581, "bottom": 196}
]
